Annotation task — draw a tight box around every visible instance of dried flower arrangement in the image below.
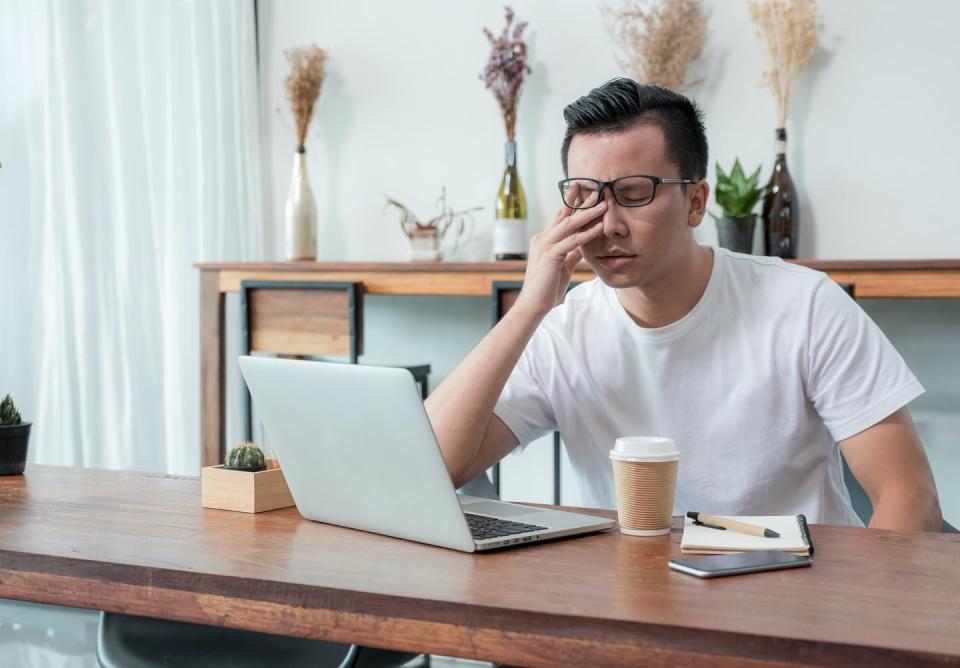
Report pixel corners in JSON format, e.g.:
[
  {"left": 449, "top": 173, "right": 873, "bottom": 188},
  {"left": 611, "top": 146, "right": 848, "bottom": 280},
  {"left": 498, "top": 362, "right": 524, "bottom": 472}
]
[
  {"left": 602, "top": 0, "right": 706, "bottom": 90},
  {"left": 480, "top": 7, "right": 531, "bottom": 141},
  {"left": 284, "top": 44, "right": 327, "bottom": 150},
  {"left": 749, "top": 0, "right": 818, "bottom": 127},
  {"left": 386, "top": 188, "right": 481, "bottom": 250}
]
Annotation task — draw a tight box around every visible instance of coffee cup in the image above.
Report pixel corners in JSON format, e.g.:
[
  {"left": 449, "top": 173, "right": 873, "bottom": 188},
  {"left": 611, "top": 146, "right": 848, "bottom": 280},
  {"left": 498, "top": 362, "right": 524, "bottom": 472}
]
[{"left": 609, "top": 437, "right": 679, "bottom": 536}]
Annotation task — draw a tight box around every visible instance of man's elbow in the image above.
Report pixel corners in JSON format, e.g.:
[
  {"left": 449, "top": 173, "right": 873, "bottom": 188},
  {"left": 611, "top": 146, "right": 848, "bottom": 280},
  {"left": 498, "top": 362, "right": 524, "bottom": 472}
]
[
  {"left": 924, "top": 491, "right": 944, "bottom": 532},
  {"left": 870, "top": 483, "right": 943, "bottom": 532},
  {"left": 915, "top": 478, "right": 943, "bottom": 531}
]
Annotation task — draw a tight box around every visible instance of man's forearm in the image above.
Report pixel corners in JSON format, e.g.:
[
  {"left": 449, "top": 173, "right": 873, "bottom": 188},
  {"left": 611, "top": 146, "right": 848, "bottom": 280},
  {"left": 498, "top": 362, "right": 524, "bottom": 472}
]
[
  {"left": 424, "top": 304, "right": 546, "bottom": 484},
  {"left": 868, "top": 487, "right": 942, "bottom": 532}
]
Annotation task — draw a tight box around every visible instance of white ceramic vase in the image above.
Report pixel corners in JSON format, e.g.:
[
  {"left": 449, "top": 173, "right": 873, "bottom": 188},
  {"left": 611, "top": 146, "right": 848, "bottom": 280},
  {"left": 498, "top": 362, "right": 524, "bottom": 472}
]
[{"left": 284, "top": 148, "right": 317, "bottom": 260}]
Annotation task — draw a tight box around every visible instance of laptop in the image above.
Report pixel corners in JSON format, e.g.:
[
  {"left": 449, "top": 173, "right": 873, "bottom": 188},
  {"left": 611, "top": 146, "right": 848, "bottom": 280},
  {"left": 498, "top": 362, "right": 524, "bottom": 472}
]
[{"left": 238, "top": 356, "right": 614, "bottom": 552}]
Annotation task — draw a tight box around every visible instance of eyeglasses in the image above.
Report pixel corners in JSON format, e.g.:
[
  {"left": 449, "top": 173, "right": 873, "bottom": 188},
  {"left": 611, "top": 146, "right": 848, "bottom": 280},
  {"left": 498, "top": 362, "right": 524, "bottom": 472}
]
[{"left": 558, "top": 175, "right": 696, "bottom": 209}]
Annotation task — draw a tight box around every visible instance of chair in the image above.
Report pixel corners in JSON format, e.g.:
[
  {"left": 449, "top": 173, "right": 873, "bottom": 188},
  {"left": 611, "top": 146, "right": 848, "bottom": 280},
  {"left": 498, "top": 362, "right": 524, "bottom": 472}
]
[
  {"left": 96, "top": 611, "right": 423, "bottom": 668},
  {"left": 239, "top": 280, "right": 431, "bottom": 440}
]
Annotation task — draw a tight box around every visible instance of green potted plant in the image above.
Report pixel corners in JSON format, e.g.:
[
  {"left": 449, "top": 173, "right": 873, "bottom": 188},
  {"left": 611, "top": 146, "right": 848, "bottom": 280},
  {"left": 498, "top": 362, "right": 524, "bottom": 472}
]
[
  {"left": 224, "top": 441, "right": 267, "bottom": 472},
  {"left": 0, "top": 394, "right": 31, "bottom": 476},
  {"left": 713, "top": 159, "right": 767, "bottom": 254},
  {"left": 202, "top": 440, "right": 293, "bottom": 513}
]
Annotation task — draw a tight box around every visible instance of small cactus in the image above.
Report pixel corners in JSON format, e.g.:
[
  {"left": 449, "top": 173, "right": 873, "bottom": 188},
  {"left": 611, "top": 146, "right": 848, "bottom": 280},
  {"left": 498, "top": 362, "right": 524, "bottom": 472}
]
[
  {"left": 0, "top": 394, "right": 22, "bottom": 427},
  {"left": 225, "top": 441, "right": 266, "bottom": 471}
]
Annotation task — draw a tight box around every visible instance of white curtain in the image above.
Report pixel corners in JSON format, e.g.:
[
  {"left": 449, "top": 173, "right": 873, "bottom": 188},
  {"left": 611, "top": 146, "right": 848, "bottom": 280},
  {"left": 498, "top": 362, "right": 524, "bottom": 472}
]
[{"left": 0, "top": 0, "right": 265, "bottom": 475}]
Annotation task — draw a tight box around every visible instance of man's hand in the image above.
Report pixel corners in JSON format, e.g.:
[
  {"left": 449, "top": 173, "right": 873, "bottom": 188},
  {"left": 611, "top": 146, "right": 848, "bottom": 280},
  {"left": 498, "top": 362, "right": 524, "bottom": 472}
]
[
  {"left": 514, "top": 183, "right": 607, "bottom": 317},
  {"left": 840, "top": 407, "right": 943, "bottom": 532}
]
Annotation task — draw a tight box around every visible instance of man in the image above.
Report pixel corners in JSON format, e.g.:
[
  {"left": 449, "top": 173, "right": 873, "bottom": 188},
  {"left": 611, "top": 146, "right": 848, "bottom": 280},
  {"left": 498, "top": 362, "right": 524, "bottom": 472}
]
[{"left": 425, "top": 79, "right": 941, "bottom": 531}]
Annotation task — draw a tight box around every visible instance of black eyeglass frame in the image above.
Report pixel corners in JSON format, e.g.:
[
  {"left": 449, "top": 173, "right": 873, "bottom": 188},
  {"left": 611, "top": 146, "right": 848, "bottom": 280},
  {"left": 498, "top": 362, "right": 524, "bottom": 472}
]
[{"left": 557, "top": 174, "right": 697, "bottom": 209}]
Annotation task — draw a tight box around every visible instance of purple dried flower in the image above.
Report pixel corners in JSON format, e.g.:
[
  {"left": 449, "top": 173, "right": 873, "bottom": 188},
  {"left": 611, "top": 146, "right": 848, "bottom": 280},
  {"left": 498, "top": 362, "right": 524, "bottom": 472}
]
[{"left": 480, "top": 6, "right": 531, "bottom": 141}]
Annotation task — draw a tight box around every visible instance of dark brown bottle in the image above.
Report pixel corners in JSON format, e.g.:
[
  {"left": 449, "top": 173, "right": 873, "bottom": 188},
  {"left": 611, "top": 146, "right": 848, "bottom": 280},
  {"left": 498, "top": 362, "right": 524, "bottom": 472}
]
[{"left": 762, "top": 128, "right": 799, "bottom": 258}]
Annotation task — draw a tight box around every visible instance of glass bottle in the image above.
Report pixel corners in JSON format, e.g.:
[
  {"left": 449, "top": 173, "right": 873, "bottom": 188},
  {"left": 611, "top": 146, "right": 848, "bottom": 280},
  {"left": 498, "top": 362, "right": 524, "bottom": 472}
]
[
  {"left": 762, "top": 128, "right": 799, "bottom": 258},
  {"left": 493, "top": 140, "right": 528, "bottom": 260}
]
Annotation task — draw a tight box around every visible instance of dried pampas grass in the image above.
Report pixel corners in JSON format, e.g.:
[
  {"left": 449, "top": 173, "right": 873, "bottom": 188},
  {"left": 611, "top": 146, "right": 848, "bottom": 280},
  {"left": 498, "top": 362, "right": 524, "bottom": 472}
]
[
  {"left": 602, "top": 0, "right": 706, "bottom": 91},
  {"left": 284, "top": 45, "right": 327, "bottom": 148},
  {"left": 749, "top": 0, "right": 817, "bottom": 127}
]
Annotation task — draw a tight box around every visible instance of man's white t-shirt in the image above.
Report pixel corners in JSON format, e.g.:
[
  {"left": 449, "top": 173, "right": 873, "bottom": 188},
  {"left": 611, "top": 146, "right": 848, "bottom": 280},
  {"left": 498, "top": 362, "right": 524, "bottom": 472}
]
[{"left": 493, "top": 246, "right": 924, "bottom": 524}]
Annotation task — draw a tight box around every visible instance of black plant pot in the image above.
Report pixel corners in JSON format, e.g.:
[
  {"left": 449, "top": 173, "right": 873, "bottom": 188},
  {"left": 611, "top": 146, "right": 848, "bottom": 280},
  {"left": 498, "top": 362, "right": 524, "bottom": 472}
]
[
  {"left": 716, "top": 215, "right": 756, "bottom": 254},
  {"left": 0, "top": 423, "right": 31, "bottom": 476}
]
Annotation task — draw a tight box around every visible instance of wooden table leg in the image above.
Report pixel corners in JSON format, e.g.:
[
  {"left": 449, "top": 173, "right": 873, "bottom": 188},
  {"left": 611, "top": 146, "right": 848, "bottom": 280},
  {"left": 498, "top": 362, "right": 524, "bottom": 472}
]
[{"left": 200, "top": 270, "right": 225, "bottom": 469}]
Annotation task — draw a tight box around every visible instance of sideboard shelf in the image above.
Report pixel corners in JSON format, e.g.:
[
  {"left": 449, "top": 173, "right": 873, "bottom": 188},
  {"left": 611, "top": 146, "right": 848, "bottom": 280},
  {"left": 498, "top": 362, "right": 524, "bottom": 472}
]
[
  {"left": 195, "top": 258, "right": 960, "bottom": 468},
  {"left": 196, "top": 258, "right": 960, "bottom": 298}
]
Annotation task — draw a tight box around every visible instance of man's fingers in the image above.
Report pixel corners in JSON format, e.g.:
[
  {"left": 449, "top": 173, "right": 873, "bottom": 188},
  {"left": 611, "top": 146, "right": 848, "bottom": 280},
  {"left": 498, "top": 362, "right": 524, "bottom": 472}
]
[
  {"left": 562, "top": 247, "right": 583, "bottom": 275},
  {"left": 559, "top": 180, "right": 579, "bottom": 219},
  {"left": 549, "top": 181, "right": 581, "bottom": 228},
  {"left": 540, "top": 201, "right": 607, "bottom": 245},
  {"left": 552, "top": 220, "right": 604, "bottom": 258}
]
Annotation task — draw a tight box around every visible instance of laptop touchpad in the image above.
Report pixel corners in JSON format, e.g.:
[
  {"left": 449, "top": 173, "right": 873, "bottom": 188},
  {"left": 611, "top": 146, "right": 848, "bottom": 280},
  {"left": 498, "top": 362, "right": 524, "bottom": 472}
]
[{"left": 463, "top": 501, "right": 540, "bottom": 518}]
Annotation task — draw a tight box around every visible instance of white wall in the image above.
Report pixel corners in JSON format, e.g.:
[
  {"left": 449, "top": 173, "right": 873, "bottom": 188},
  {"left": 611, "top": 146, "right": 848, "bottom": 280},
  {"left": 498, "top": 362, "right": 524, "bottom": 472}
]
[
  {"left": 250, "top": 0, "right": 960, "bottom": 520},
  {"left": 257, "top": 0, "right": 960, "bottom": 261}
]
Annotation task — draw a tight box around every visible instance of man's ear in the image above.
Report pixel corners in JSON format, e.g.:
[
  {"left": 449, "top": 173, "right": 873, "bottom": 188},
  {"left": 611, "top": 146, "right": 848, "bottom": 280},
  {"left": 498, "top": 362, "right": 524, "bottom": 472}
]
[{"left": 687, "top": 180, "right": 709, "bottom": 229}]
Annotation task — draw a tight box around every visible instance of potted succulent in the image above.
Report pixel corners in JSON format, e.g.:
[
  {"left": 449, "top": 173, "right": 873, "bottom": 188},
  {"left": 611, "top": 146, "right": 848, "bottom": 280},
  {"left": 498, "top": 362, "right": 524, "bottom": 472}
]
[
  {"left": 224, "top": 441, "right": 267, "bottom": 472},
  {"left": 386, "top": 187, "right": 481, "bottom": 261},
  {"left": 0, "top": 394, "right": 31, "bottom": 476},
  {"left": 713, "top": 159, "right": 767, "bottom": 254},
  {"left": 201, "top": 440, "right": 293, "bottom": 513}
]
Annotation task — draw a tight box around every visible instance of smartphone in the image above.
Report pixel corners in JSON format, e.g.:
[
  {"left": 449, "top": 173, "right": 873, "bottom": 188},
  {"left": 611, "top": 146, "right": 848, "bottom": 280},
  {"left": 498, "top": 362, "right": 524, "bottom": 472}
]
[{"left": 669, "top": 551, "right": 812, "bottom": 578}]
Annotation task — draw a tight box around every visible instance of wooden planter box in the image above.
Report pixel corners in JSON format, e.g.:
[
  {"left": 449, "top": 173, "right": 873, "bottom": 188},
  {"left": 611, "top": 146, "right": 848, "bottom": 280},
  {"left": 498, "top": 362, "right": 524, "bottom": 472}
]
[{"left": 201, "top": 465, "right": 294, "bottom": 513}]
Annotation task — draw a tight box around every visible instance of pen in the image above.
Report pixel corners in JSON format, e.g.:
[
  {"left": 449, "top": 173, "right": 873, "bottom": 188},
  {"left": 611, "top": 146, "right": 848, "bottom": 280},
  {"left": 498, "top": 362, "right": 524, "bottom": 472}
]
[{"left": 686, "top": 511, "right": 780, "bottom": 538}]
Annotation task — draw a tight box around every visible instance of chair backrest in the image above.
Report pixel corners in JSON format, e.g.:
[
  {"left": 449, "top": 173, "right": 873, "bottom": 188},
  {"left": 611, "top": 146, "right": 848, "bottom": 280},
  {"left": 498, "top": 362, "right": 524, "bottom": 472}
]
[{"left": 841, "top": 453, "right": 873, "bottom": 525}]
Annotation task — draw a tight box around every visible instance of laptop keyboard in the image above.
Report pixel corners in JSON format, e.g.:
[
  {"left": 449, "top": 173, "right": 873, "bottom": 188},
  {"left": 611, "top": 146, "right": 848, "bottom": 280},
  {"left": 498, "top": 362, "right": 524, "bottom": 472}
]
[{"left": 465, "top": 513, "right": 548, "bottom": 541}]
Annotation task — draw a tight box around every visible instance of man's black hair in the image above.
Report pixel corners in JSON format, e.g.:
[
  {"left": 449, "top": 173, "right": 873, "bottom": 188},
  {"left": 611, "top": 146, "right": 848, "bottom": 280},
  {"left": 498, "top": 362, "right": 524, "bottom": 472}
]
[{"left": 561, "top": 78, "right": 708, "bottom": 180}]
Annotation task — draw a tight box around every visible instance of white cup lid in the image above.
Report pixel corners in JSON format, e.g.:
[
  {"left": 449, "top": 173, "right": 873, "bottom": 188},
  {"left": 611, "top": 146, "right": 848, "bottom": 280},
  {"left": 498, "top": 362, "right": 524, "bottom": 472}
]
[{"left": 610, "top": 436, "right": 679, "bottom": 462}]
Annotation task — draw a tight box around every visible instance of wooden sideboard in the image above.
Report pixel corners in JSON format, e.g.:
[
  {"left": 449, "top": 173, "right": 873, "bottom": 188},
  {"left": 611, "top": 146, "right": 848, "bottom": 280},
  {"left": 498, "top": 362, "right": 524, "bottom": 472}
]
[{"left": 196, "top": 259, "right": 960, "bottom": 468}]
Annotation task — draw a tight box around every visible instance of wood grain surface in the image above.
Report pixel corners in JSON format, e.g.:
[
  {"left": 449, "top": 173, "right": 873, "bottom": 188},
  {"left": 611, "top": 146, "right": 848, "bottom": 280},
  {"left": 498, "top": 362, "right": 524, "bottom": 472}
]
[
  {"left": 199, "top": 270, "right": 225, "bottom": 471},
  {"left": 195, "top": 259, "right": 960, "bottom": 298},
  {"left": 248, "top": 287, "right": 354, "bottom": 357},
  {"left": 195, "top": 259, "right": 960, "bottom": 272},
  {"left": 1, "top": 466, "right": 958, "bottom": 666}
]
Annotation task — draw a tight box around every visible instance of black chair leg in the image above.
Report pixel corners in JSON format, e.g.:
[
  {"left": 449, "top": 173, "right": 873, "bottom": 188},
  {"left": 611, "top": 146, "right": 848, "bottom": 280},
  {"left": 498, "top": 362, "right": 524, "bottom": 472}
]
[{"left": 338, "top": 644, "right": 361, "bottom": 668}]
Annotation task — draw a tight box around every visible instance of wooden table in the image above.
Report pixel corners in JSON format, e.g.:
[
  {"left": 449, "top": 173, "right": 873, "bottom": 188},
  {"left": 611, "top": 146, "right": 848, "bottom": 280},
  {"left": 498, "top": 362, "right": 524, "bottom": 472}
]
[
  {"left": 2, "top": 466, "right": 959, "bottom": 666},
  {"left": 196, "top": 259, "right": 960, "bottom": 469}
]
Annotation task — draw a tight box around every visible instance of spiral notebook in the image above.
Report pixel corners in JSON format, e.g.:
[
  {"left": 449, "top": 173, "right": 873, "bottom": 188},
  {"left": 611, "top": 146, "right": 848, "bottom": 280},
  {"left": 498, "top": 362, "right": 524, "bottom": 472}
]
[{"left": 680, "top": 515, "right": 815, "bottom": 556}]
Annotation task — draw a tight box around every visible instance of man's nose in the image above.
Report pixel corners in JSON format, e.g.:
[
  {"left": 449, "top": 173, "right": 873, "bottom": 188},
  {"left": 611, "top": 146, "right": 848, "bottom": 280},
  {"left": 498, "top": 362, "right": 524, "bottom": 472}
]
[{"left": 599, "top": 189, "right": 628, "bottom": 237}]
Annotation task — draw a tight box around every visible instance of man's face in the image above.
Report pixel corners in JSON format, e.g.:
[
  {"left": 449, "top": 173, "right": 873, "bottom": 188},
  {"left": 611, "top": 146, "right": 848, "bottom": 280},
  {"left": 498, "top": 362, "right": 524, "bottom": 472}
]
[{"left": 565, "top": 123, "right": 707, "bottom": 289}]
